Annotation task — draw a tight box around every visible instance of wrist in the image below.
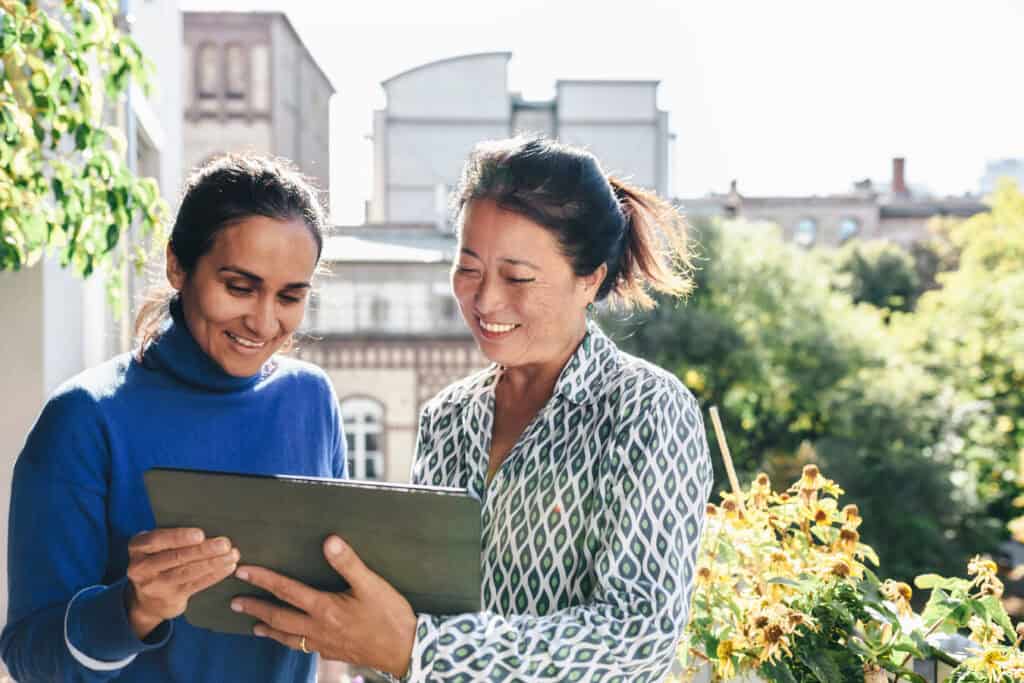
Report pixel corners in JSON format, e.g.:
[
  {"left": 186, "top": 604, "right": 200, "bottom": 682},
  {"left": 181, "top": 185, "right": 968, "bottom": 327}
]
[
  {"left": 389, "top": 612, "right": 417, "bottom": 679},
  {"left": 124, "top": 584, "right": 163, "bottom": 640}
]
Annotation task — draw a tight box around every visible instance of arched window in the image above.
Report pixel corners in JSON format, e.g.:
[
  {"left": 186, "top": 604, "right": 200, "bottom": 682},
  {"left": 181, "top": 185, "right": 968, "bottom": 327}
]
[
  {"left": 225, "top": 43, "right": 246, "bottom": 100},
  {"left": 839, "top": 217, "right": 861, "bottom": 243},
  {"left": 196, "top": 43, "right": 219, "bottom": 99},
  {"left": 341, "top": 398, "right": 384, "bottom": 480},
  {"left": 794, "top": 217, "right": 817, "bottom": 248}
]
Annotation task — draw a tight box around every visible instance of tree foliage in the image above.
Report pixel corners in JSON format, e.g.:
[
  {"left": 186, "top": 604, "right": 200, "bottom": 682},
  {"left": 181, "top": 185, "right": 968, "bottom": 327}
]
[
  {"left": 831, "top": 239, "right": 922, "bottom": 312},
  {"left": 0, "top": 0, "right": 166, "bottom": 295},
  {"left": 604, "top": 203, "right": 1023, "bottom": 580}
]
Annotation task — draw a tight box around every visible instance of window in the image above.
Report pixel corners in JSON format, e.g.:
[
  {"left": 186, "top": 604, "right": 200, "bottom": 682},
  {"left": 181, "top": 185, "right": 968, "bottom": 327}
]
[
  {"left": 196, "top": 44, "right": 219, "bottom": 99},
  {"left": 839, "top": 217, "right": 861, "bottom": 243},
  {"left": 225, "top": 43, "right": 246, "bottom": 100},
  {"left": 794, "top": 218, "right": 817, "bottom": 248},
  {"left": 341, "top": 398, "right": 384, "bottom": 480},
  {"left": 370, "top": 298, "right": 390, "bottom": 328},
  {"left": 440, "top": 296, "right": 459, "bottom": 321}
]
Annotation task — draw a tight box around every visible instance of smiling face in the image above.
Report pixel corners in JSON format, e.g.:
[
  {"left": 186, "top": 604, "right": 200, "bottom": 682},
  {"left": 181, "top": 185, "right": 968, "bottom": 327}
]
[
  {"left": 167, "top": 214, "right": 319, "bottom": 377},
  {"left": 451, "top": 199, "right": 605, "bottom": 372}
]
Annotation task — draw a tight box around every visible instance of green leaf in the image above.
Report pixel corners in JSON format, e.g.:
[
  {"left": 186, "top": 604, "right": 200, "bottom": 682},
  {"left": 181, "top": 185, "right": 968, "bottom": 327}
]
[
  {"left": 978, "top": 595, "right": 1016, "bottom": 643},
  {"left": 0, "top": 11, "right": 20, "bottom": 52},
  {"left": 915, "top": 574, "right": 971, "bottom": 593},
  {"left": 796, "top": 649, "right": 843, "bottom": 683},
  {"left": 758, "top": 659, "right": 798, "bottom": 683}
]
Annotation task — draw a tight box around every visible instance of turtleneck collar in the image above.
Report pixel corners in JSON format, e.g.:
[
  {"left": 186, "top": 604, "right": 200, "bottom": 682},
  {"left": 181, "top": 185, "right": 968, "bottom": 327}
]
[{"left": 142, "top": 297, "right": 275, "bottom": 393}]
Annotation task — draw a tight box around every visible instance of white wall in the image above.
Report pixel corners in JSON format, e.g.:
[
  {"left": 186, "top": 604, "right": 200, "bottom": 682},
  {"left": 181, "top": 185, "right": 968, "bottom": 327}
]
[
  {"left": 0, "top": 261, "right": 100, "bottom": 630},
  {"left": 557, "top": 81, "right": 658, "bottom": 121},
  {"left": 385, "top": 53, "right": 511, "bottom": 120},
  {"left": 132, "top": 0, "right": 184, "bottom": 203},
  {"left": 559, "top": 123, "right": 660, "bottom": 189},
  {"left": 183, "top": 119, "right": 274, "bottom": 177}
]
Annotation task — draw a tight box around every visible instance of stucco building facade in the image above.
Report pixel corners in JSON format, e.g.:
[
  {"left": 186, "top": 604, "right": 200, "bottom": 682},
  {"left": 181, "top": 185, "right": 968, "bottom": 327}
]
[
  {"left": 182, "top": 11, "right": 333, "bottom": 196},
  {"left": 369, "top": 52, "right": 671, "bottom": 225}
]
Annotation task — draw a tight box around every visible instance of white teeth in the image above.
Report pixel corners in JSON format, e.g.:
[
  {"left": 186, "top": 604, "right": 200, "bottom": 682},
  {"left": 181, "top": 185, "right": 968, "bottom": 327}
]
[
  {"left": 227, "top": 331, "right": 266, "bottom": 348},
  {"left": 479, "top": 319, "right": 518, "bottom": 334}
]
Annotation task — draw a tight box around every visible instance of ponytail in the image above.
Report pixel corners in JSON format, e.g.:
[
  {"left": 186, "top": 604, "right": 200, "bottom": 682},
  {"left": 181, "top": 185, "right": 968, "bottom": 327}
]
[{"left": 606, "top": 176, "right": 694, "bottom": 310}]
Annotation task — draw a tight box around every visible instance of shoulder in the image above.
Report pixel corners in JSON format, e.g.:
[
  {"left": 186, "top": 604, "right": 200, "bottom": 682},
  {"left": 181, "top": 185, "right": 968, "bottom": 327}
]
[
  {"left": 44, "top": 353, "right": 134, "bottom": 420},
  {"left": 421, "top": 365, "right": 497, "bottom": 419},
  {"left": 604, "top": 345, "right": 700, "bottom": 418},
  {"left": 267, "top": 355, "right": 337, "bottom": 399},
  {"left": 18, "top": 354, "right": 133, "bottom": 475}
]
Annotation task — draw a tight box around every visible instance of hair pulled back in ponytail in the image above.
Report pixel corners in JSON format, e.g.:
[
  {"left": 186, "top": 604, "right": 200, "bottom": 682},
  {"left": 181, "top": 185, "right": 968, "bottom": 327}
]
[{"left": 453, "top": 135, "right": 693, "bottom": 311}]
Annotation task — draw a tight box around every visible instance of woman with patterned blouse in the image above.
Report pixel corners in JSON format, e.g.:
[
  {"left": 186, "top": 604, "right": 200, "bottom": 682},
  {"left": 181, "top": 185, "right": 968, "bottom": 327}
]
[{"left": 232, "top": 136, "right": 715, "bottom": 681}]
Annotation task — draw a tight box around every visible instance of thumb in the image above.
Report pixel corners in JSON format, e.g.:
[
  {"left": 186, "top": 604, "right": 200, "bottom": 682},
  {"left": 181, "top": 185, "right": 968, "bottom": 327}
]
[{"left": 323, "top": 535, "right": 372, "bottom": 593}]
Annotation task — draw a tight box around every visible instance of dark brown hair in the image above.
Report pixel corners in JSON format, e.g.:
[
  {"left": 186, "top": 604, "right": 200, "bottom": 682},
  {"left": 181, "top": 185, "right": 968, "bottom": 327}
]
[
  {"left": 452, "top": 136, "right": 693, "bottom": 310},
  {"left": 134, "top": 153, "right": 327, "bottom": 356}
]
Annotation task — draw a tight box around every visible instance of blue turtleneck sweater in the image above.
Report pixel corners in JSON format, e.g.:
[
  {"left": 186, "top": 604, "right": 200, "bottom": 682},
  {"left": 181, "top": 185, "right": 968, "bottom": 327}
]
[{"left": 1, "top": 303, "right": 346, "bottom": 682}]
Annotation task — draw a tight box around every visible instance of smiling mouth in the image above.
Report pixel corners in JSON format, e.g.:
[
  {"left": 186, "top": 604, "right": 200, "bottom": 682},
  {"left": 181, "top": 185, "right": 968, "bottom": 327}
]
[
  {"left": 225, "top": 330, "right": 268, "bottom": 349},
  {"left": 478, "top": 318, "right": 521, "bottom": 334}
]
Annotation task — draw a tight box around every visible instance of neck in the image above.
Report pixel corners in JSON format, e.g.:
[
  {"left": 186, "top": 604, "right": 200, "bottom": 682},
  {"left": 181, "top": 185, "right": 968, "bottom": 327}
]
[{"left": 498, "top": 318, "right": 588, "bottom": 402}]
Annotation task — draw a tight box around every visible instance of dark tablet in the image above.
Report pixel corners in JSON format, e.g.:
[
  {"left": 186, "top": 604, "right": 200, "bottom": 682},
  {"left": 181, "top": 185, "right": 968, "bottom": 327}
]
[{"left": 144, "top": 467, "right": 482, "bottom": 636}]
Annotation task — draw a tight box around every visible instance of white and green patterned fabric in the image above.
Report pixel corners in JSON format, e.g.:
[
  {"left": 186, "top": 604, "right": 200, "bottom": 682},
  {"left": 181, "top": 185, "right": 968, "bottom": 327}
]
[{"left": 404, "top": 322, "right": 714, "bottom": 682}]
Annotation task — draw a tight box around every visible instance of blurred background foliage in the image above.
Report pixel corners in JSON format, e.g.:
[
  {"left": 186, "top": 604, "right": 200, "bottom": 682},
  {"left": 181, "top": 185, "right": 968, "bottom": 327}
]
[{"left": 604, "top": 179, "right": 1024, "bottom": 582}]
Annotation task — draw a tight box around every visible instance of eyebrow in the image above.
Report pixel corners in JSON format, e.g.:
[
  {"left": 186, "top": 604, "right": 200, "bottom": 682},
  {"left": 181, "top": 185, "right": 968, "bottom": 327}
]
[
  {"left": 460, "top": 248, "right": 540, "bottom": 270},
  {"left": 218, "top": 266, "right": 311, "bottom": 290}
]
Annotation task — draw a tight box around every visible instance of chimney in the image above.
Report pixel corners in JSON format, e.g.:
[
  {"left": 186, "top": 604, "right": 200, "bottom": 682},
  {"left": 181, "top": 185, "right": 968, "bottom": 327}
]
[{"left": 892, "top": 157, "right": 908, "bottom": 196}]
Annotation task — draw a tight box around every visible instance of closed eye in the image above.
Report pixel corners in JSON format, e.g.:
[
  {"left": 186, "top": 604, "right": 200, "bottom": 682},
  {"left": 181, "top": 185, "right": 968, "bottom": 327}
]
[{"left": 507, "top": 277, "right": 535, "bottom": 284}]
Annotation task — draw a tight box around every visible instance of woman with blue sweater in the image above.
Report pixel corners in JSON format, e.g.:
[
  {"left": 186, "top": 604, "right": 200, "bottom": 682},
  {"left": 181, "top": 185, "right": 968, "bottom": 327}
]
[{"left": 1, "top": 154, "right": 346, "bottom": 682}]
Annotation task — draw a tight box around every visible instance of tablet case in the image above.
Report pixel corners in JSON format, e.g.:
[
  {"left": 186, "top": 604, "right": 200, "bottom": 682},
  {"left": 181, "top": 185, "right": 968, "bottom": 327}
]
[{"left": 144, "top": 467, "right": 482, "bottom": 636}]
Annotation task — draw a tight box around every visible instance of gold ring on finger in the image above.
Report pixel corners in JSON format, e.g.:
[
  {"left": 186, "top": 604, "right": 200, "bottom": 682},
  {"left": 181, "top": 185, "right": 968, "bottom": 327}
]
[{"left": 299, "top": 635, "right": 310, "bottom": 654}]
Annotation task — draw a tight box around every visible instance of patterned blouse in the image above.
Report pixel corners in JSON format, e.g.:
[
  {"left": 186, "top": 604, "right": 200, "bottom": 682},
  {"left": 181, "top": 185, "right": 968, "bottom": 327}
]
[{"left": 403, "top": 322, "right": 714, "bottom": 682}]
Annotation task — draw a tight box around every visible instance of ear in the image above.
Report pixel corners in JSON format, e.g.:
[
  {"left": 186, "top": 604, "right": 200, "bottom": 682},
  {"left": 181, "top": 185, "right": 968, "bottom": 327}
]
[
  {"left": 581, "top": 263, "right": 608, "bottom": 301},
  {"left": 166, "top": 244, "right": 186, "bottom": 291}
]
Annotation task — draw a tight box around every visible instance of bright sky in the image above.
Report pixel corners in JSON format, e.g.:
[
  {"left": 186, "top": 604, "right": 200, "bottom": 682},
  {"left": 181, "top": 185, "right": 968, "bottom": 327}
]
[{"left": 180, "top": 0, "right": 1024, "bottom": 224}]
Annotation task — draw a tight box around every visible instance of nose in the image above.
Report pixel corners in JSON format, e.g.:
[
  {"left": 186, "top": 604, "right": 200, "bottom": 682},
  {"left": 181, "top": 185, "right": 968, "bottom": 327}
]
[
  {"left": 243, "top": 294, "right": 280, "bottom": 340},
  {"left": 473, "top": 275, "right": 504, "bottom": 316}
]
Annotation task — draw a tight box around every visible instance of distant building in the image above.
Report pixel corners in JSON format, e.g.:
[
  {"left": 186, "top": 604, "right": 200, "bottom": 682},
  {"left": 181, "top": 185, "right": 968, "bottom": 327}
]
[
  {"left": 298, "top": 225, "right": 484, "bottom": 484},
  {"left": 980, "top": 158, "right": 1024, "bottom": 195},
  {"left": 182, "top": 11, "right": 333, "bottom": 197},
  {"left": 369, "top": 52, "right": 672, "bottom": 224},
  {"left": 681, "top": 158, "right": 987, "bottom": 247}
]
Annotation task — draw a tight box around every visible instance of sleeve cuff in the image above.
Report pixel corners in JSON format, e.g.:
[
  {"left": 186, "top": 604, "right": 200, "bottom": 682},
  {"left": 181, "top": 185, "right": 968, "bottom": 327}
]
[{"left": 65, "top": 578, "right": 173, "bottom": 670}]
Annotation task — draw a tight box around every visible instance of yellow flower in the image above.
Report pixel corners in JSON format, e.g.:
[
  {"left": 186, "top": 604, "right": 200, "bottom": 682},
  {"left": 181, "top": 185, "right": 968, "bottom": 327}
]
[
  {"left": 967, "top": 615, "right": 1005, "bottom": 648},
  {"left": 837, "top": 527, "right": 860, "bottom": 555},
  {"left": 803, "top": 497, "right": 838, "bottom": 527},
  {"left": 880, "top": 580, "right": 913, "bottom": 617},
  {"left": 798, "top": 464, "right": 820, "bottom": 489},
  {"left": 696, "top": 565, "right": 713, "bottom": 587},
  {"left": 684, "top": 369, "right": 706, "bottom": 393},
  {"left": 841, "top": 504, "right": 862, "bottom": 529},
  {"left": 967, "top": 554, "right": 1005, "bottom": 598},
  {"left": 831, "top": 560, "right": 853, "bottom": 579},
  {"left": 965, "top": 647, "right": 1011, "bottom": 679},
  {"left": 714, "top": 639, "right": 737, "bottom": 679}
]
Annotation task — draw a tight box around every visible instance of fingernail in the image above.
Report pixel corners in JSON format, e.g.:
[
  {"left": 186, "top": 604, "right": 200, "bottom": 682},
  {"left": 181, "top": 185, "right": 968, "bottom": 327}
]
[
  {"left": 326, "top": 536, "right": 344, "bottom": 556},
  {"left": 236, "top": 568, "right": 249, "bottom": 581},
  {"left": 190, "top": 530, "right": 204, "bottom": 543},
  {"left": 253, "top": 626, "right": 266, "bottom": 637},
  {"left": 230, "top": 549, "right": 240, "bottom": 562},
  {"left": 230, "top": 600, "right": 243, "bottom": 613},
  {"left": 215, "top": 538, "right": 230, "bottom": 552}
]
